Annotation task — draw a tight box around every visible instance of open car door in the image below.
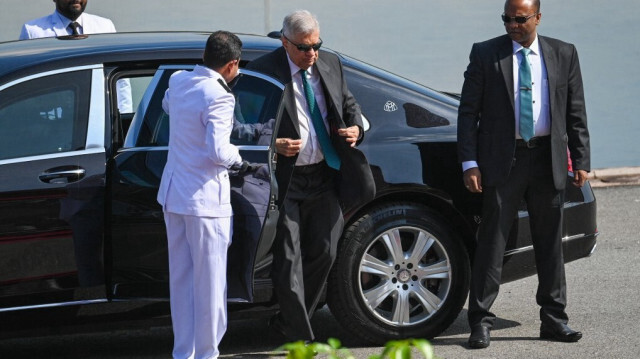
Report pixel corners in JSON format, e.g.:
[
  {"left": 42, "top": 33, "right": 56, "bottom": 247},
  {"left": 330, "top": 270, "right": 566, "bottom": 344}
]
[{"left": 109, "top": 67, "right": 284, "bottom": 303}]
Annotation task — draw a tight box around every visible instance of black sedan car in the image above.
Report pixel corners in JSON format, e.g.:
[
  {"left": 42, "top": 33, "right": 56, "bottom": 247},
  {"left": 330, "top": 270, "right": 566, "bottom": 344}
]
[{"left": 0, "top": 32, "right": 597, "bottom": 344}]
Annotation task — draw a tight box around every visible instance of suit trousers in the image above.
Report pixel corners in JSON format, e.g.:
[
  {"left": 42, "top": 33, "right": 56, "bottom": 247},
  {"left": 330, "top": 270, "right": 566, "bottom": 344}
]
[
  {"left": 468, "top": 142, "right": 569, "bottom": 329},
  {"left": 271, "top": 161, "right": 344, "bottom": 341},
  {"left": 164, "top": 212, "right": 232, "bottom": 359}
]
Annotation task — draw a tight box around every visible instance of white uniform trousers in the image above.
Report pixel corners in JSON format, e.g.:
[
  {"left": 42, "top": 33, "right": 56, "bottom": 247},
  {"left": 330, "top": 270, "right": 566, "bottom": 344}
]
[{"left": 164, "top": 212, "right": 232, "bottom": 359}]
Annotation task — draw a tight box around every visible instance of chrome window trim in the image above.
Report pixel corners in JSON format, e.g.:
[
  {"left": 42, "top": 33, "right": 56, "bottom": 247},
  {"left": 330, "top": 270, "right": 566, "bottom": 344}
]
[
  {"left": 504, "top": 233, "right": 586, "bottom": 257},
  {"left": 155, "top": 65, "right": 286, "bottom": 90},
  {"left": 0, "top": 299, "right": 108, "bottom": 313},
  {"left": 0, "top": 147, "right": 105, "bottom": 166},
  {"left": 86, "top": 68, "right": 106, "bottom": 149},
  {"left": 0, "top": 64, "right": 102, "bottom": 91},
  {"left": 117, "top": 145, "right": 269, "bottom": 153}
]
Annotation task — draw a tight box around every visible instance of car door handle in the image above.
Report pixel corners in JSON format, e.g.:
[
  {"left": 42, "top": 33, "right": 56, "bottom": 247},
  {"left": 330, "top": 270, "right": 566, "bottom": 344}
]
[{"left": 39, "top": 166, "right": 86, "bottom": 184}]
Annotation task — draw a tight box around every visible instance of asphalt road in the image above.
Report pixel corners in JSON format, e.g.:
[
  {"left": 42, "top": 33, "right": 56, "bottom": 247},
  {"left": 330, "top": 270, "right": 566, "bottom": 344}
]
[{"left": 1, "top": 185, "right": 639, "bottom": 358}]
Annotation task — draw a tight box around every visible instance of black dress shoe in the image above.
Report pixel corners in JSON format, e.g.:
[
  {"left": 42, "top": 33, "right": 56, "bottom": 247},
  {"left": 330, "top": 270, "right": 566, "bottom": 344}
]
[
  {"left": 540, "top": 322, "right": 582, "bottom": 342},
  {"left": 468, "top": 326, "right": 490, "bottom": 349}
]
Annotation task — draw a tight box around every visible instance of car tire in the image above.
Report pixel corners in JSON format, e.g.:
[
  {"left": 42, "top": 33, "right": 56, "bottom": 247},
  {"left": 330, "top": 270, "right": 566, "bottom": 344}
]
[{"left": 327, "top": 202, "right": 470, "bottom": 344}]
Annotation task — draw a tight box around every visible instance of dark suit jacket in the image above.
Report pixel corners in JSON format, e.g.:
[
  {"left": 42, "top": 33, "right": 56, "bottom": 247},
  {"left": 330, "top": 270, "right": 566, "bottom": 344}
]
[
  {"left": 457, "top": 34, "right": 590, "bottom": 190},
  {"left": 247, "top": 47, "right": 375, "bottom": 208}
]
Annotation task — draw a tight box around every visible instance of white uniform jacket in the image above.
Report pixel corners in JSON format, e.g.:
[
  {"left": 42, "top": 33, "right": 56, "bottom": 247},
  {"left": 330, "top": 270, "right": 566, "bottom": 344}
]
[{"left": 157, "top": 65, "right": 242, "bottom": 218}]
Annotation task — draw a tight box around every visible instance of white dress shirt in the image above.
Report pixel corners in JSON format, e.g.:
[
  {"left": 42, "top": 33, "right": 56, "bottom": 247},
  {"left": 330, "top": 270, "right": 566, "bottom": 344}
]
[
  {"left": 512, "top": 36, "right": 550, "bottom": 139},
  {"left": 286, "top": 55, "right": 331, "bottom": 166}
]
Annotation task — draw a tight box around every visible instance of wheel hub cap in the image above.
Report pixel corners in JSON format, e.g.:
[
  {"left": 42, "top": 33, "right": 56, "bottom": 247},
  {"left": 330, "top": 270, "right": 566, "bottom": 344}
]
[{"left": 397, "top": 269, "right": 411, "bottom": 283}]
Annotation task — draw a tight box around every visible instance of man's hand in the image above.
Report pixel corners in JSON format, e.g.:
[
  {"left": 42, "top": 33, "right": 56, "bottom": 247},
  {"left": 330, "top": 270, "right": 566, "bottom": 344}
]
[
  {"left": 275, "top": 138, "right": 302, "bottom": 157},
  {"left": 572, "top": 169, "right": 588, "bottom": 188},
  {"left": 338, "top": 125, "right": 360, "bottom": 147},
  {"left": 463, "top": 167, "right": 483, "bottom": 193}
]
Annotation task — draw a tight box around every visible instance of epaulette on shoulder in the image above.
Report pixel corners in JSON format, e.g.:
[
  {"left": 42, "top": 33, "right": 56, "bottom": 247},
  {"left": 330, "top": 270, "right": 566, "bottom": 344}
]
[{"left": 217, "top": 78, "right": 232, "bottom": 93}]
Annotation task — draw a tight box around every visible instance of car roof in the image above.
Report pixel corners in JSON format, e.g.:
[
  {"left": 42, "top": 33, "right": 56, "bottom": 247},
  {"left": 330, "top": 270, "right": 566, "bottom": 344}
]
[
  {"left": 0, "top": 31, "right": 457, "bottom": 106},
  {"left": 0, "top": 32, "right": 280, "bottom": 84}
]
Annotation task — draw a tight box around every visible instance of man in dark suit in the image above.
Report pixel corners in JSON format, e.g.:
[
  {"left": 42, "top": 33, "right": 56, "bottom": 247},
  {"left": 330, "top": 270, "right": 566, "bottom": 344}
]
[
  {"left": 247, "top": 10, "right": 374, "bottom": 342},
  {"left": 457, "top": 0, "right": 590, "bottom": 349}
]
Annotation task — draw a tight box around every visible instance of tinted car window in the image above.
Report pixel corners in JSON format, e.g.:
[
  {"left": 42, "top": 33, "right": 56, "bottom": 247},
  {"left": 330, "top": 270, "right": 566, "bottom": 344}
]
[
  {"left": 230, "top": 74, "right": 281, "bottom": 146},
  {"left": 0, "top": 71, "right": 91, "bottom": 160}
]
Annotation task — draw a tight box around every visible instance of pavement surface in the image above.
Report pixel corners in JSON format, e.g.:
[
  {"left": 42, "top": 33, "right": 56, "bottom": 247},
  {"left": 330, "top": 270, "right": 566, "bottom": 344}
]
[{"left": 1, "top": 181, "right": 639, "bottom": 358}]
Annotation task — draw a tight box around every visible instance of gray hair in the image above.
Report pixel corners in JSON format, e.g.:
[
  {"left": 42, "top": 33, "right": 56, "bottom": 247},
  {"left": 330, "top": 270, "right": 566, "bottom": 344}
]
[{"left": 282, "top": 10, "right": 320, "bottom": 38}]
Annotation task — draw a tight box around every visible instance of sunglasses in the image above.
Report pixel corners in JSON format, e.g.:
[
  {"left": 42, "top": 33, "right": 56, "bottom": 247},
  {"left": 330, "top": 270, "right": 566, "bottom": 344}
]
[
  {"left": 501, "top": 13, "right": 537, "bottom": 24},
  {"left": 282, "top": 33, "right": 323, "bottom": 52}
]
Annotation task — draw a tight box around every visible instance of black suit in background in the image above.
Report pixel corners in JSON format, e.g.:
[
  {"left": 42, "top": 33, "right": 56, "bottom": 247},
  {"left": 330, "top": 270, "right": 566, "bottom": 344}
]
[
  {"left": 247, "top": 47, "right": 375, "bottom": 341},
  {"left": 457, "top": 33, "right": 590, "bottom": 330}
]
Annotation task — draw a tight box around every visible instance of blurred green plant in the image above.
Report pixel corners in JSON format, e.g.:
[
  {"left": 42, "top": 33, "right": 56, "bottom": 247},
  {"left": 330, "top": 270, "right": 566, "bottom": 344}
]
[
  {"left": 369, "top": 339, "right": 436, "bottom": 359},
  {"left": 276, "top": 337, "right": 437, "bottom": 359},
  {"left": 277, "top": 337, "right": 354, "bottom": 359}
]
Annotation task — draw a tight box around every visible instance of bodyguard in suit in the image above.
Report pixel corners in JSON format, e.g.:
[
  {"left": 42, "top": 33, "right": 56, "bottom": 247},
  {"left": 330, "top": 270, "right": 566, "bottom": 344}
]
[
  {"left": 247, "top": 10, "right": 374, "bottom": 341},
  {"left": 19, "top": 0, "right": 132, "bottom": 113},
  {"left": 457, "top": 0, "right": 590, "bottom": 349},
  {"left": 158, "top": 31, "right": 243, "bottom": 359}
]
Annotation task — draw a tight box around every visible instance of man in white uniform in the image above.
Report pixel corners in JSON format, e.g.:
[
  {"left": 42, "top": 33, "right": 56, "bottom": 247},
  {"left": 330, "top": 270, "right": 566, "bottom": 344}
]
[
  {"left": 157, "top": 31, "right": 243, "bottom": 359},
  {"left": 19, "top": 0, "right": 132, "bottom": 113}
]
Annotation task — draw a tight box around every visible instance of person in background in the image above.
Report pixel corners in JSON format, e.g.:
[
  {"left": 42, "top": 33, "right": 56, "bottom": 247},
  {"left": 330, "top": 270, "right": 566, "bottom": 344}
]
[
  {"left": 247, "top": 10, "right": 375, "bottom": 342},
  {"left": 19, "top": 0, "right": 132, "bottom": 113},
  {"left": 457, "top": 0, "right": 590, "bottom": 349},
  {"left": 158, "top": 31, "right": 243, "bottom": 359}
]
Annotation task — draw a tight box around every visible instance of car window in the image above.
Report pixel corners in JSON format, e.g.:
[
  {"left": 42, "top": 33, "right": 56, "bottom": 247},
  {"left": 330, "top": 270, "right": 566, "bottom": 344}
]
[
  {"left": 0, "top": 70, "right": 91, "bottom": 160},
  {"left": 230, "top": 73, "right": 281, "bottom": 146},
  {"left": 134, "top": 70, "right": 281, "bottom": 147}
]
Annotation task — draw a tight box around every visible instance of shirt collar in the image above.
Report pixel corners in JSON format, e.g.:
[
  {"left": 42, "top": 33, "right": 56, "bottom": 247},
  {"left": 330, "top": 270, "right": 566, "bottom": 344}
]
[
  {"left": 55, "top": 10, "right": 85, "bottom": 28},
  {"left": 194, "top": 64, "right": 225, "bottom": 82},
  {"left": 512, "top": 34, "right": 540, "bottom": 56},
  {"left": 286, "top": 51, "right": 315, "bottom": 78}
]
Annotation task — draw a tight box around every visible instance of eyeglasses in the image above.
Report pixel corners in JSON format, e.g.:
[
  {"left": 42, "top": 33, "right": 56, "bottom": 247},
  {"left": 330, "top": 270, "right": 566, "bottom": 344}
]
[
  {"left": 501, "top": 13, "right": 537, "bottom": 24},
  {"left": 282, "top": 33, "right": 323, "bottom": 52}
]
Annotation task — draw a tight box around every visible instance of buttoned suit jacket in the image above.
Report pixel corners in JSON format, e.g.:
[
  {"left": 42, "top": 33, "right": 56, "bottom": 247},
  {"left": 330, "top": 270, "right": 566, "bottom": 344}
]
[
  {"left": 247, "top": 47, "right": 375, "bottom": 208},
  {"left": 19, "top": 11, "right": 116, "bottom": 39},
  {"left": 157, "top": 66, "right": 242, "bottom": 218},
  {"left": 457, "top": 34, "right": 590, "bottom": 190}
]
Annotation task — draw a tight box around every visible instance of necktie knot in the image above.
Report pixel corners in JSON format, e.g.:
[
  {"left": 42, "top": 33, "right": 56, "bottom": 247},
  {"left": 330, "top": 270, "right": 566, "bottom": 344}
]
[{"left": 69, "top": 22, "right": 80, "bottom": 35}]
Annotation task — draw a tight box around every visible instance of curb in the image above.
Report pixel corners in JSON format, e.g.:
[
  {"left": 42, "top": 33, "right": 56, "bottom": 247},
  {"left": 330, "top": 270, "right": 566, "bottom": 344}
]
[{"left": 589, "top": 166, "right": 640, "bottom": 188}]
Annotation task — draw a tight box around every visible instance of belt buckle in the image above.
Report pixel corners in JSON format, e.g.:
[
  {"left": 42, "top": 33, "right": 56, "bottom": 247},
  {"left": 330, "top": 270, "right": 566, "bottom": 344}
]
[{"left": 526, "top": 137, "right": 538, "bottom": 148}]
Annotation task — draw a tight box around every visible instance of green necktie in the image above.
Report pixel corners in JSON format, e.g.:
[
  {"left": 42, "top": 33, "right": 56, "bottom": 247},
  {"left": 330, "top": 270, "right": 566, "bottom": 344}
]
[
  {"left": 519, "top": 48, "right": 534, "bottom": 141},
  {"left": 300, "top": 70, "right": 341, "bottom": 170}
]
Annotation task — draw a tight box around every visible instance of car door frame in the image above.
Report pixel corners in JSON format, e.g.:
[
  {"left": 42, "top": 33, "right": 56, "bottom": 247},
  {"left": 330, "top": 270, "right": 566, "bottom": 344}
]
[
  {"left": 0, "top": 64, "right": 109, "bottom": 312},
  {"left": 109, "top": 65, "right": 283, "bottom": 303}
]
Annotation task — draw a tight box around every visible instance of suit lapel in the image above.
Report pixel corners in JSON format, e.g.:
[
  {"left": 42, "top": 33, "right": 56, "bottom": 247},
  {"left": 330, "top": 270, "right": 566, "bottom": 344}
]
[
  {"left": 498, "top": 36, "right": 515, "bottom": 111},
  {"left": 315, "top": 56, "right": 341, "bottom": 133},
  {"left": 271, "top": 48, "right": 301, "bottom": 137},
  {"left": 315, "top": 57, "right": 337, "bottom": 109},
  {"left": 539, "top": 36, "right": 557, "bottom": 109}
]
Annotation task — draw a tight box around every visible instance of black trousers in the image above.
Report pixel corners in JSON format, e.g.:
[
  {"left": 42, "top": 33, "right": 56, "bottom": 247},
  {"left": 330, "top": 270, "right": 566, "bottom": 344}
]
[
  {"left": 468, "top": 141, "right": 568, "bottom": 329},
  {"left": 271, "top": 161, "right": 344, "bottom": 341}
]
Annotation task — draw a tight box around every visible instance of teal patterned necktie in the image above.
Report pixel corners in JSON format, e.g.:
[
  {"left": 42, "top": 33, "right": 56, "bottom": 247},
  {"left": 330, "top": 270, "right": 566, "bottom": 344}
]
[
  {"left": 519, "top": 48, "right": 534, "bottom": 141},
  {"left": 300, "top": 70, "right": 340, "bottom": 170}
]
